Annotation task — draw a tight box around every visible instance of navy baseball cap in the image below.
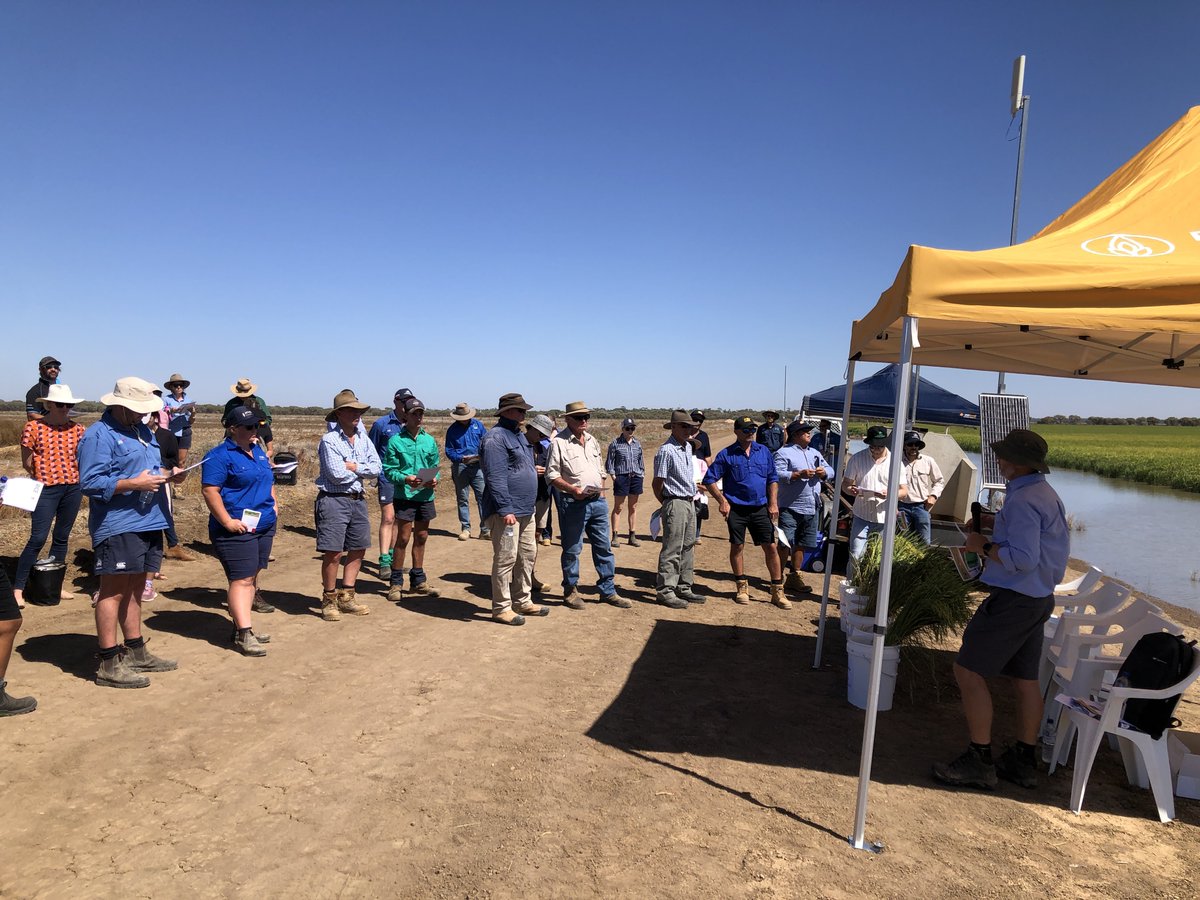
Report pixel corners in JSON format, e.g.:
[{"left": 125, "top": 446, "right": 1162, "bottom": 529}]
[{"left": 228, "top": 407, "right": 259, "bottom": 428}]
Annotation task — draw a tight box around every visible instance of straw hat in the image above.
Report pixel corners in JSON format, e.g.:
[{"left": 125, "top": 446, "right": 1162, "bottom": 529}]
[
  {"left": 100, "top": 377, "right": 164, "bottom": 414},
  {"left": 37, "top": 383, "right": 84, "bottom": 406},
  {"left": 325, "top": 388, "right": 370, "bottom": 422},
  {"left": 230, "top": 378, "right": 257, "bottom": 398},
  {"left": 451, "top": 402, "right": 477, "bottom": 422},
  {"left": 164, "top": 373, "right": 190, "bottom": 389},
  {"left": 564, "top": 400, "right": 591, "bottom": 417}
]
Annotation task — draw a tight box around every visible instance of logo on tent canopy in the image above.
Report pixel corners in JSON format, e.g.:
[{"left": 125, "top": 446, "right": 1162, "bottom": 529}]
[{"left": 1081, "top": 234, "right": 1175, "bottom": 257}]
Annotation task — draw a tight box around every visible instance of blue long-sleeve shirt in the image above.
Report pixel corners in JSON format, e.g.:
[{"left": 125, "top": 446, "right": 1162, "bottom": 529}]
[
  {"left": 605, "top": 436, "right": 644, "bottom": 477},
  {"left": 316, "top": 422, "right": 381, "bottom": 494},
  {"left": 444, "top": 418, "right": 487, "bottom": 463},
  {"left": 368, "top": 411, "right": 405, "bottom": 458},
  {"left": 480, "top": 417, "right": 537, "bottom": 518},
  {"left": 981, "top": 473, "right": 1069, "bottom": 598},
  {"left": 774, "top": 445, "right": 833, "bottom": 514},
  {"left": 78, "top": 410, "right": 171, "bottom": 543},
  {"left": 703, "top": 441, "right": 778, "bottom": 507}
]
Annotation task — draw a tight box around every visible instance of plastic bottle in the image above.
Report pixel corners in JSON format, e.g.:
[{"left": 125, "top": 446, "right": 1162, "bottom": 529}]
[
  {"left": 1040, "top": 717, "right": 1057, "bottom": 764},
  {"left": 503, "top": 524, "right": 515, "bottom": 540},
  {"left": 137, "top": 466, "right": 161, "bottom": 512}
]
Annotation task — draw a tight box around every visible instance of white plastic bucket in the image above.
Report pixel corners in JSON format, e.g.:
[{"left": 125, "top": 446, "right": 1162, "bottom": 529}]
[
  {"left": 842, "top": 610, "right": 877, "bottom": 635},
  {"left": 846, "top": 631, "right": 900, "bottom": 712}
]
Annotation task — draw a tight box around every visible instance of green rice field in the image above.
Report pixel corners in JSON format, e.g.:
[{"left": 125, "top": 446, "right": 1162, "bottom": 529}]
[{"left": 951, "top": 425, "right": 1200, "bottom": 493}]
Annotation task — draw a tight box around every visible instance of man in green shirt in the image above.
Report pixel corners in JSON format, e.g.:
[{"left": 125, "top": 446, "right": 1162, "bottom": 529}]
[{"left": 382, "top": 398, "right": 441, "bottom": 601}]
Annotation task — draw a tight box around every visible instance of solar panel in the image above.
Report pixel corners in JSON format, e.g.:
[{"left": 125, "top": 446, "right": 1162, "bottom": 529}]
[{"left": 978, "top": 393, "right": 1030, "bottom": 490}]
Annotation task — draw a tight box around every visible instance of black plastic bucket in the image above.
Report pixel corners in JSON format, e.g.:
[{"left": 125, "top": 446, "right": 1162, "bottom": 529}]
[
  {"left": 26, "top": 560, "right": 67, "bottom": 605},
  {"left": 273, "top": 451, "right": 298, "bottom": 485}
]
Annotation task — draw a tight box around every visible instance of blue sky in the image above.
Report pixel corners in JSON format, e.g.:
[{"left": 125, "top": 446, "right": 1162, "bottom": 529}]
[{"left": 4, "top": 1, "right": 1200, "bottom": 417}]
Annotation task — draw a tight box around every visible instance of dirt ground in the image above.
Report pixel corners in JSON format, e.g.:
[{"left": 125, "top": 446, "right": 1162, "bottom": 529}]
[{"left": 2, "top": 414, "right": 1199, "bottom": 898}]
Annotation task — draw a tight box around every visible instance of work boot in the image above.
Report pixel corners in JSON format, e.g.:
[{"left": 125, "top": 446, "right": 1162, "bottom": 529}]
[
  {"left": 458, "top": 530, "right": 470, "bottom": 542},
  {"left": 563, "top": 588, "right": 585, "bottom": 610},
  {"left": 479, "top": 528, "right": 492, "bottom": 540},
  {"left": 538, "top": 536, "right": 552, "bottom": 547},
  {"left": 659, "top": 594, "right": 688, "bottom": 609},
  {"left": 96, "top": 654, "right": 151, "bottom": 689},
  {"left": 602, "top": 592, "right": 633, "bottom": 609},
  {"left": 770, "top": 583, "right": 792, "bottom": 609},
  {"left": 627, "top": 534, "right": 641, "bottom": 548},
  {"left": 734, "top": 579, "right": 751, "bottom": 605},
  {"left": 784, "top": 572, "right": 811, "bottom": 594},
  {"left": 165, "top": 544, "right": 197, "bottom": 562},
  {"left": 995, "top": 744, "right": 1039, "bottom": 789},
  {"left": 677, "top": 587, "right": 705, "bottom": 605},
  {"left": 124, "top": 639, "right": 178, "bottom": 672},
  {"left": 931, "top": 746, "right": 998, "bottom": 791},
  {"left": 531, "top": 577, "right": 548, "bottom": 594},
  {"left": 611, "top": 534, "right": 620, "bottom": 548},
  {"left": 492, "top": 609, "right": 526, "bottom": 626},
  {"left": 0, "top": 681, "right": 37, "bottom": 716},
  {"left": 387, "top": 585, "right": 405, "bottom": 603},
  {"left": 321, "top": 589, "right": 341, "bottom": 621},
  {"left": 513, "top": 601, "right": 550, "bottom": 617},
  {"left": 337, "top": 588, "right": 370, "bottom": 616},
  {"left": 232, "top": 629, "right": 268, "bottom": 657},
  {"left": 251, "top": 590, "right": 276, "bottom": 614},
  {"left": 407, "top": 581, "right": 440, "bottom": 599}
]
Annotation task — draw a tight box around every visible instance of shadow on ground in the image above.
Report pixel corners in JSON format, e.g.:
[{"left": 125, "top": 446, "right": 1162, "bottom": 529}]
[{"left": 17, "top": 632, "right": 99, "bottom": 681}]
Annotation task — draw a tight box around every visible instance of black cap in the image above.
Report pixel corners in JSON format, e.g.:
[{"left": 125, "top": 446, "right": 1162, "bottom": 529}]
[
  {"left": 787, "top": 420, "right": 815, "bottom": 436},
  {"left": 690, "top": 409, "right": 705, "bottom": 423},
  {"left": 227, "top": 407, "right": 259, "bottom": 428},
  {"left": 39, "top": 356, "right": 61, "bottom": 369},
  {"left": 733, "top": 415, "right": 757, "bottom": 432},
  {"left": 865, "top": 425, "right": 889, "bottom": 447},
  {"left": 395, "top": 388, "right": 414, "bottom": 402},
  {"left": 903, "top": 430, "right": 925, "bottom": 449}
]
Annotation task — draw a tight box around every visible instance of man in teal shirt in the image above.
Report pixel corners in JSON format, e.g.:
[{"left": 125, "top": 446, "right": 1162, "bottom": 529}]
[{"left": 382, "top": 398, "right": 441, "bottom": 600}]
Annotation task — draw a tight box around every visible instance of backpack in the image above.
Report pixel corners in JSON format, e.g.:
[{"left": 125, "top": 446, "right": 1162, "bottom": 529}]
[{"left": 1114, "top": 632, "right": 1196, "bottom": 739}]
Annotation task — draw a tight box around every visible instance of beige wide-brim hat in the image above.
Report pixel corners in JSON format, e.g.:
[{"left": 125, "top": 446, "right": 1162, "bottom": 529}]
[
  {"left": 100, "top": 377, "right": 163, "bottom": 414},
  {"left": 230, "top": 377, "right": 258, "bottom": 397},
  {"left": 325, "top": 388, "right": 371, "bottom": 422},
  {"left": 165, "top": 373, "right": 191, "bottom": 389},
  {"left": 37, "top": 383, "right": 85, "bottom": 406},
  {"left": 564, "top": 400, "right": 591, "bottom": 417},
  {"left": 451, "top": 402, "right": 477, "bottom": 422}
]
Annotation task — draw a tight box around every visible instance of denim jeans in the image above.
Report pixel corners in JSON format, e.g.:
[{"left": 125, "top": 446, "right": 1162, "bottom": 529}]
[
  {"left": 898, "top": 501, "right": 931, "bottom": 544},
  {"left": 15, "top": 483, "right": 82, "bottom": 589},
  {"left": 555, "top": 492, "right": 615, "bottom": 596},
  {"left": 452, "top": 461, "right": 486, "bottom": 531},
  {"left": 848, "top": 515, "right": 885, "bottom": 580}
]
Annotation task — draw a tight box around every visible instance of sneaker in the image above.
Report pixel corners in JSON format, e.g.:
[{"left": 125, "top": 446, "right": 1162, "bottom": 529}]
[
  {"left": 603, "top": 593, "right": 633, "bottom": 609},
  {"left": 931, "top": 746, "right": 998, "bottom": 790},
  {"left": 407, "top": 582, "right": 440, "bottom": 598},
  {"left": 165, "top": 544, "right": 197, "bottom": 562},
  {"left": 0, "top": 681, "right": 37, "bottom": 716},
  {"left": 563, "top": 589, "right": 585, "bottom": 610},
  {"left": 492, "top": 609, "right": 526, "bottom": 626},
  {"left": 513, "top": 601, "right": 549, "bottom": 617},
  {"left": 124, "top": 640, "right": 178, "bottom": 673},
  {"left": 96, "top": 654, "right": 151, "bottom": 689},
  {"left": 251, "top": 591, "right": 276, "bottom": 614},
  {"left": 627, "top": 534, "right": 641, "bottom": 548},
  {"left": 458, "top": 530, "right": 471, "bottom": 542},
  {"left": 677, "top": 587, "right": 705, "bottom": 605},
  {"left": 141, "top": 580, "right": 156, "bottom": 603},
  {"left": 659, "top": 594, "right": 688, "bottom": 609},
  {"left": 232, "top": 629, "right": 268, "bottom": 657},
  {"left": 995, "top": 745, "right": 1039, "bottom": 789},
  {"left": 387, "top": 585, "right": 405, "bottom": 603}
]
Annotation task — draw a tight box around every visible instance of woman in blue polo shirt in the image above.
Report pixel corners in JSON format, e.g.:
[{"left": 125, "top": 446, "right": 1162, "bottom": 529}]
[{"left": 201, "top": 406, "right": 277, "bottom": 657}]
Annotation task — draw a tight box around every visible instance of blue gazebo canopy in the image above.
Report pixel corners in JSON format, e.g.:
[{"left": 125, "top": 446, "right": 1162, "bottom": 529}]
[{"left": 802, "top": 364, "right": 979, "bottom": 427}]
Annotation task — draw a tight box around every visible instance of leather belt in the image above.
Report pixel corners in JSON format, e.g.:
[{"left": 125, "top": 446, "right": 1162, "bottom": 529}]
[{"left": 318, "top": 491, "right": 364, "bottom": 500}]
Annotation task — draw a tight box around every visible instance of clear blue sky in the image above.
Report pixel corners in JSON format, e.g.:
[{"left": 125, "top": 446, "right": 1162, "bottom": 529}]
[{"left": 4, "top": 1, "right": 1200, "bottom": 417}]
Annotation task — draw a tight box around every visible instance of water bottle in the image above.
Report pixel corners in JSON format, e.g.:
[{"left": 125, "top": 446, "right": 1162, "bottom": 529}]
[
  {"left": 1040, "top": 716, "right": 1057, "bottom": 764},
  {"left": 503, "top": 524, "right": 515, "bottom": 542},
  {"left": 138, "top": 466, "right": 161, "bottom": 512}
]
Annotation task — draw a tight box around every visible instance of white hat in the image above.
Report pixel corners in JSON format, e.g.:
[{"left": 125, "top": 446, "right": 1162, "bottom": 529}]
[
  {"left": 100, "top": 377, "right": 164, "bottom": 414},
  {"left": 37, "top": 383, "right": 85, "bottom": 406}
]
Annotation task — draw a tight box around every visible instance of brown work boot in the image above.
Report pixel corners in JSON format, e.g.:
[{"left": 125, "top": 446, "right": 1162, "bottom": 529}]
[
  {"left": 0, "top": 681, "right": 37, "bottom": 716},
  {"left": 96, "top": 653, "right": 151, "bottom": 689},
  {"left": 124, "top": 639, "right": 178, "bottom": 672},
  {"left": 320, "top": 589, "right": 341, "bottom": 621},
  {"left": 770, "top": 583, "right": 792, "bottom": 609},
  {"left": 513, "top": 601, "right": 550, "bottom": 617},
  {"left": 492, "top": 609, "right": 526, "bottom": 626},
  {"left": 387, "top": 585, "right": 405, "bottom": 603},
  {"left": 337, "top": 588, "right": 370, "bottom": 616},
  {"left": 165, "top": 544, "right": 197, "bottom": 562},
  {"left": 531, "top": 577, "right": 548, "bottom": 594},
  {"left": 407, "top": 582, "right": 440, "bottom": 598},
  {"left": 734, "top": 579, "right": 751, "bottom": 605},
  {"left": 784, "top": 572, "right": 811, "bottom": 594},
  {"left": 563, "top": 588, "right": 585, "bottom": 610}
]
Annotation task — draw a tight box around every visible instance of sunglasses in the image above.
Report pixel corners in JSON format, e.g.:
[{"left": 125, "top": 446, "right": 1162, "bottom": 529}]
[
  {"left": 623, "top": 426, "right": 635, "bottom": 432},
  {"left": 239, "top": 424, "right": 260, "bottom": 431},
  {"left": 51, "top": 402, "right": 73, "bottom": 409},
  {"left": 739, "top": 427, "right": 756, "bottom": 434},
  {"left": 568, "top": 414, "right": 590, "bottom": 422}
]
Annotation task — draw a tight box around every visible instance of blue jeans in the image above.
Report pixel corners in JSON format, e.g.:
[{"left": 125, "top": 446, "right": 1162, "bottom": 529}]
[
  {"left": 848, "top": 515, "right": 885, "bottom": 580},
  {"left": 452, "top": 461, "right": 486, "bottom": 531},
  {"left": 15, "top": 483, "right": 82, "bottom": 589},
  {"left": 899, "top": 501, "right": 931, "bottom": 544},
  {"left": 555, "top": 493, "right": 615, "bottom": 596}
]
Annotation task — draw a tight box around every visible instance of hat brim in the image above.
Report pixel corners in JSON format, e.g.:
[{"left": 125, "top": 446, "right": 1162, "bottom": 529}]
[
  {"left": 230, "top": 382, "right": 258, "bottom": 396},
  {"left": 101, "top": 392, "right": 163, "bottom": 414},
  {"left": 326, "top": 402, "right": 370, "bottom": 422},
  {"left": 37, "top": 393, "right": 84, "bottom": 406},
  {"left": 527, "top": 423, "right": 553, "bottom": 437},
  {"left": 564, "top": 408, "right": 591, "bottom": 417},
  {"left": 990, "top": 440, "right": 1050, "bottom": 474},
  {"left": 451, "top": 407, "right": 477, "bottom": 421},
  {"left": 165, "top": 380, "right": 190, "bottom": 389}
]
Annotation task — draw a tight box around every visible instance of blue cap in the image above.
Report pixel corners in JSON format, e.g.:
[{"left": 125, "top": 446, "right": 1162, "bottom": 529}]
[{"left": 227, "top": 406, "right": 260, "bottom": 428}]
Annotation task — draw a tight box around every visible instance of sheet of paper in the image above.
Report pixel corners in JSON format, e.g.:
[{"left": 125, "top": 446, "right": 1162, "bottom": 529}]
[
  {"left": 775, "top": 526, "right": 791, "bottom": 549},
  {"left": 0, "top": 477, "right": 44, "bottom": 512},
  {"left": 416, "top": 467, "right": 439, "bottom": 484},
  {"left": 271, "top": 461, "right": 298, "bottom": 473},
  {"left": 649, "top": 510, "right": 662, "bottom": 540},
  {"left": 241, "top": 509, "right": 262, "bottom": 532}
]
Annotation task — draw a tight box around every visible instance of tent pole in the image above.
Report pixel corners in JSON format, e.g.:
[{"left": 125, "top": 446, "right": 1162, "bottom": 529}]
[
  {"left": 1000, "top": 86, "right": 1030, "bottom": 394},
  {"left": 909, "top": 365, "right": 921, "bottom": 427},
  {"left": 850, "top": 317, "right": 917, "bottom": 851},
  {"left": 813, "top": 357, "right": 856, "bottom": 669}
]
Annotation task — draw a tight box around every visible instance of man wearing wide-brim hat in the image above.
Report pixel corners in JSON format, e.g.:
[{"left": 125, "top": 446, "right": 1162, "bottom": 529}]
[
  {"left": 933, "top": 428, "right": 1068, "bottom": 792},
  {"left": 79, "top": 376, "right": 186, "bottom": 688},
  {"left": 898, "top": 429, "right": 944, "bottom": 545},
  {"left": 445, "top": 402, "right": 490, "bottom": 541},
  {"left": 314, "top": 388, "right": 382, "bottom": 620},
  {"left": 651, "top": 410, "right": 703, "bottom": 609},
  {"left": 545, "top": 401, "right": 630, "bottom": 609},
  {"left": 841, "top": 424, "right": 908, "bottom": 569},
  {"left": 224, "top": 377, "right": 272, "bottom": 427},
  {"left": 755, "top": 410, "right": 785, "bottom": 454},
  {"left": 162, "top": 373, "right": 197, "bottom": 467}
]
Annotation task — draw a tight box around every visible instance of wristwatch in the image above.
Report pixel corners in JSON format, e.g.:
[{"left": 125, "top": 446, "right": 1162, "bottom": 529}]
[{"left": 982, "top": 541, "right": 995, "bottom": 557}]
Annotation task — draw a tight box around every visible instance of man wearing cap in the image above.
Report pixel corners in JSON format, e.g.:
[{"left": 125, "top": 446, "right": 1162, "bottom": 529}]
[
  {"left": 147, "top": 391, "right": 199, "bottom": 566},
  {"left": 652, "top": 410, "right": 703, "bottom": 609},
  {"left": 756, "top": 411, "right": 785, "bottom": 453},
  {"left": 224, "top": 378, "right": 273, "bottom": 427},
  {"left": 934, "top": 429, "right": 1068, "bottom": 792},
  {"left": 162, "top": 374, "right": 196, "bottom": 467},
  {"left": 25, "top": 356, "right": 61, "bottom": 420},
  {"left": 445, "top": 402, "right": 490, "bottom": 541},
  {"left": 842, "top": 425, "right": 908, "bottom": 569},
  {"left": 315, "top": 389, "right": 381, "bottom": 620},
  {"left": 703, "top": 416, "right": 786, "bottom": 607},
  {"left": 368, "top": 388, "right": 413, "bottom": 580},
  {"left": 546, "top": 401, "right": 629, "bottom": 609},
  {"left": 689, "top": 410, "right": 712, "bottom": 545},
  {"left": 79, "top": 377, "right": 184, "bottom": 688},
  {"left": 382, "top": 398, "right": 441, "bottom": 601},
  {"left": 606, "top": 417, "right": 645, "bottom": 548},
  {"left": 899, "top": 430, "right": 944, "bottom": 545},
  {"left": 774, "top": 420, "right": 834, "bottom": 595},
  {"left": 810, "top": 419, "right": 841, "bottom": 464},
  {"left": 479, "top": 393, "right": 549, "bottom": 625}
]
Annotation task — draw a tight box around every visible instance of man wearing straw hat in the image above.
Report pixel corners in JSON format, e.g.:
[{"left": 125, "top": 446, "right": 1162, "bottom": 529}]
[
  {"left": 162, "top": 374, "right": 197, "bottom": 468},
  {"left": 546, "top": 401, "right": 629, "bottom": 609},
  {"left": 933, "top": 428, "right": 1068, "bottom": 792},
  {"left": 79, "top": 377, "right": 184, "bottom": 688},
  {"left": 652, "top": 410, "right": 703, "bottom": 609},
  {"left": 315, "top": 389, "right": 380, "bottom": 621},
  {"left": 224, "top": 377, "right": 272, "bottom": 427},
  {"left": 479, "top": 392, "right": 550, "bottom": 625},
  {"left": 445, "top": 401, "right": 490, "bottom": 541}
]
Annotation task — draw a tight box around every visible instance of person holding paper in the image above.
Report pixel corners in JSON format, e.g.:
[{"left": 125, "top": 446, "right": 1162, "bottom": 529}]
[
  {"left": 13, "top": 384, "right": 86, "bottom": 608},
  {"left": 774, "top": 420, "right": 833, "bottom": 596},
  {"left": 381, "top": 397, "right": 442, "bottom": 601},
  {"left": 445, "top": 401, "right": 489, "bottom": 541},
  {"left": 367, "top": 388, "right": 413, "bottom": 581},
  {"left": 201, "top": 406, "right": 277, "bottom": 657},
  {"left": 546, "top": 401, "right": 628, "bottom": 610},
  {"left": 162, "top": 374, "right": 196, "bottom": 467},
  {"left": 79, "top": 376, "right": 184, "bottom": 688},
  {"left": 841, "top": 424, "right": 907, "bottom": 572}
]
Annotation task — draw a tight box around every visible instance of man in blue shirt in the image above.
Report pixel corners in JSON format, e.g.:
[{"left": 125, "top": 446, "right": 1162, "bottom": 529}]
[
  {"left": 774, "top": 421, "right": 833, "bottom": 596},
  {"left": 368, "top": 388, "right": 412, "bottom": 580},
  {"left": 933, "top": 429, "right": 1069, "bottom": 792},
  {"left": 755, "top": 411, "right": 785, "bottom": 453},
  {"left": 79, "top": 376, "right": 184, "bottom": 688},
  {"left": 445, "top": 402, "right": 490, "bottom": 541},
  {"left": 702, "top": 416, "right": 786, "bottom": 608}
]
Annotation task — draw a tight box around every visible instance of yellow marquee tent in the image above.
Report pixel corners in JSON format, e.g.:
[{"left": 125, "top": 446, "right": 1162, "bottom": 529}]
[{"left": 851, "top": 106, "right": 1200, "bottom": 386}]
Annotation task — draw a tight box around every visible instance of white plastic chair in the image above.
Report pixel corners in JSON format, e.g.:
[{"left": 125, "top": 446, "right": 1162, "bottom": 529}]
[
  {"left": 1064, "top": 650, "right": 1200, "bottom": 822},
  {"left": 1038, "top": 586, "right": 1142, "bottom": 694},
  {"left": 1055, "top": 565, "right": 1103, "bottom": 596}
]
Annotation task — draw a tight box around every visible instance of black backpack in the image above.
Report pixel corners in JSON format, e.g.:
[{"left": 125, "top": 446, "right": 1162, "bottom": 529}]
[{"left": 1114, "top": 632, "right": 1196, "bottom": 739}]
